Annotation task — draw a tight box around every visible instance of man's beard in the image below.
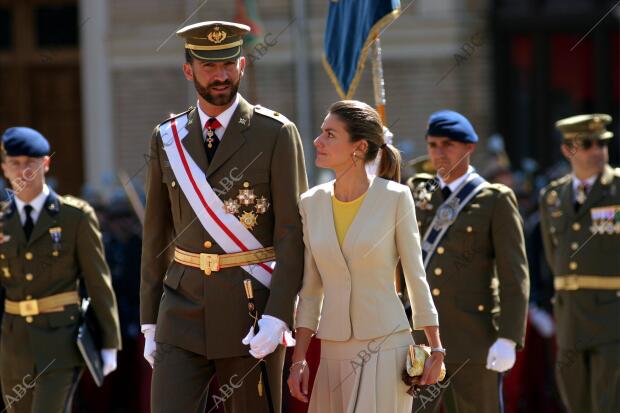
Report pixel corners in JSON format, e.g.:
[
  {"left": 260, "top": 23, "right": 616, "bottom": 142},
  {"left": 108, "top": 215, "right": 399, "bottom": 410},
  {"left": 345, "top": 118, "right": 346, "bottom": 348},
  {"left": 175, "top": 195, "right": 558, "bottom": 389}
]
[{"left": 193, "top": 75, "right": 241, "bottom": 106}]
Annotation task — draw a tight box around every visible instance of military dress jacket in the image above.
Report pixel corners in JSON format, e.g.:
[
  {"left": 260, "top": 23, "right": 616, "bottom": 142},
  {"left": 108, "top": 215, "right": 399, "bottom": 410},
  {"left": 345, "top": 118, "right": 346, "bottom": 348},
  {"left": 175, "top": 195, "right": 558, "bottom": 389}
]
[
  {"left": 140, "top": 95, "right": 308, "bottom": 359},
  {"left": 539, "top": 165, "right": 620, "bottom": 349},
  {"left": 0, "top": 191, "right": 121, "bottom": 376},
  {"left": 408, "top": 174, "right": 529, "bottom": 364}
]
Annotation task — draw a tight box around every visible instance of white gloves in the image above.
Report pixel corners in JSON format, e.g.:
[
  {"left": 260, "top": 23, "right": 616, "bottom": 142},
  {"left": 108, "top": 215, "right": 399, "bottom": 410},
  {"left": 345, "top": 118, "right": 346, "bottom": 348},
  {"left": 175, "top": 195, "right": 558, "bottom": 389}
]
[
  {"left": 529, "top": 304, "right": 555, "bottom": 338},
  {"left": 101, "top": 348, "right": 117, "bottom": 376},
  {"left": 486, "top": 338, "right": 516, "bottom": 372},
  {"left": 142, "top": 324, "right": 157, "bottom": 368},
  {"left": 242, "top": 315, "right": 295, "bottom": 359}
]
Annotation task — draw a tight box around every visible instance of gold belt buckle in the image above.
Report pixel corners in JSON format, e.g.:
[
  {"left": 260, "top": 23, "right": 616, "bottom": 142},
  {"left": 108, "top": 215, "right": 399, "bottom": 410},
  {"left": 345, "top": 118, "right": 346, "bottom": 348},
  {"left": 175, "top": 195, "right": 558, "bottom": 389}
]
[
  {"left": 19, "top": 299, "right": 39, "bottom": 316},
  {"left": 563, "top": 275, "right": 580, "bottom": 291},
  {"left": 199, "top": 253, "right": 220, "bottom": 276}
]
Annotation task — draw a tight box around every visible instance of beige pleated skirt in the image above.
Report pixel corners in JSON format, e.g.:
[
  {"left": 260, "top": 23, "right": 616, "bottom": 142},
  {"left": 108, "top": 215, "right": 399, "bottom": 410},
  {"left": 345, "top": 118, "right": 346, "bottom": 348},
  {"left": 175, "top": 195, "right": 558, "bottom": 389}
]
[{"left": 308, "top": 330, "right": 414, "bottom": 413}]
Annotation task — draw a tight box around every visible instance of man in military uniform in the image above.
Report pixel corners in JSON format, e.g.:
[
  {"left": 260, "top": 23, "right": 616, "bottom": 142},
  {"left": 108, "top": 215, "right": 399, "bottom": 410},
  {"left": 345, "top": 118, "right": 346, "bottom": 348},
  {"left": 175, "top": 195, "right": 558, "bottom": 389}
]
[
  {"left": 0, "top": 127, "right": 121, "bottom": 413},
  {"left": 408, "top": 110, "right": 529, "bottom": 413},
  {"left": 140, "top": 21, "right": 307, "bottom": 412},
  {"left": 539, "top": 114, "right": 620, "bottom": 413}
]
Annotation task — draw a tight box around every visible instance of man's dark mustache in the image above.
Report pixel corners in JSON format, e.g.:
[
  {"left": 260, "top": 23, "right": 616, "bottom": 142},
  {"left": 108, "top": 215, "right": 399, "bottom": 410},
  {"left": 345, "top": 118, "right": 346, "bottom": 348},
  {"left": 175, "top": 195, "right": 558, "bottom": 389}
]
[{"left": 208, "top": 81, "right": 232, "bottom": 88}]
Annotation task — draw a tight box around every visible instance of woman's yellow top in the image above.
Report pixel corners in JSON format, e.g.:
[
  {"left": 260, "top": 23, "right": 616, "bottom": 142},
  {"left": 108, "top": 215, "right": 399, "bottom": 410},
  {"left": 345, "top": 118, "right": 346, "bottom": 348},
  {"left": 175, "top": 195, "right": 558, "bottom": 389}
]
[{"left": 331, "top": 192, "right": 367, "bottom": 247}]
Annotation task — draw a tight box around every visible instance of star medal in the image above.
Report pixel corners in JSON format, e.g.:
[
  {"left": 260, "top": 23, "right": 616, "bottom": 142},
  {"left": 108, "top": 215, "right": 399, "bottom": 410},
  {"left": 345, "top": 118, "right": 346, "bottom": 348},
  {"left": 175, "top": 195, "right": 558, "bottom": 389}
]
[{"left": 240, "top": 211, "right": 258, "bottom": 230}]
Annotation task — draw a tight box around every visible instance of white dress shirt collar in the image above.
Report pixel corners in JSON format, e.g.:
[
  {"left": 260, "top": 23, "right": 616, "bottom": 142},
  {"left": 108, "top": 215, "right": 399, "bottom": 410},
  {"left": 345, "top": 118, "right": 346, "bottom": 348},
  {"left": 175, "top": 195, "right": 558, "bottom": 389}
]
[
  {"left": 572, "top": 173, "right": 597, "bottom": 193},
  {"left": 438, "top": 165, "right": 474, "bottom": 193},
  {"left": 196, "top": 93, "right": 240, "bottom": 141},
  {"left": 14, "top": 184, "right": 50, "bottom": 225}
]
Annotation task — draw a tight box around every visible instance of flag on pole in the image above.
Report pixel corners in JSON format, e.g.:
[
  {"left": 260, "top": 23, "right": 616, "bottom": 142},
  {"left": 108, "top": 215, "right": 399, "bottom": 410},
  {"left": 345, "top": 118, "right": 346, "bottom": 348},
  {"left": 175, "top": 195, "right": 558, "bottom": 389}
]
[
  {"left": 234, "top": 0, "right": 264, "bottom": 49},
  {"left": 323, "top": 0, "right": 400, "bottom": 99}
]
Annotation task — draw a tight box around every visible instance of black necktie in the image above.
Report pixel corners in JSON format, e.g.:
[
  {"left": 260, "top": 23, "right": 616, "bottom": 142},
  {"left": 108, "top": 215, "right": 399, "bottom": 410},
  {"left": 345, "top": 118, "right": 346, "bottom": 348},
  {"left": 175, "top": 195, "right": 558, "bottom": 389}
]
[
  {"left": 23, "top": 204, "right": 34, "bottom": 240},
  {"left": 441, "top": 186, "right": 452, "bottom": 200},
  {"left": 204, "top": 117, "right": 222, "bottom": 163}
]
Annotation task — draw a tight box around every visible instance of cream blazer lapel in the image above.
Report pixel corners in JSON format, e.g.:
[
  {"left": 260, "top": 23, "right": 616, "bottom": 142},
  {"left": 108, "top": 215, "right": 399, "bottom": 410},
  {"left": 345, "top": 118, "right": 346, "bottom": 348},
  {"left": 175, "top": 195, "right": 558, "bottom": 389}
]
[{"left": 316, "top": 181, "right": 351, "bottom": 279}]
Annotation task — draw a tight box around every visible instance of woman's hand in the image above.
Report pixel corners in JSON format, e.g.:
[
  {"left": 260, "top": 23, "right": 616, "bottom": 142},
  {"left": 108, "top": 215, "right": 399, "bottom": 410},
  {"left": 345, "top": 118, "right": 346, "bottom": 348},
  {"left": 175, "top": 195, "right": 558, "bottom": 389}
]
[
  {"left": 419, "top": 352, "right": 444, "bottom": 385},
  {"left": 287, "top": 360, "right": 310, "bottom": 403}
]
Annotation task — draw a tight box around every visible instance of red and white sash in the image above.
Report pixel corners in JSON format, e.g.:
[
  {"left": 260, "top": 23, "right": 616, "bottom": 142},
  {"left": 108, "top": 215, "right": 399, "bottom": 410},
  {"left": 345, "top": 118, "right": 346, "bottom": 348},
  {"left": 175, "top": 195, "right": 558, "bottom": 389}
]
[{"left": 159, "top": 114, "right": 274, "bottom": 288}]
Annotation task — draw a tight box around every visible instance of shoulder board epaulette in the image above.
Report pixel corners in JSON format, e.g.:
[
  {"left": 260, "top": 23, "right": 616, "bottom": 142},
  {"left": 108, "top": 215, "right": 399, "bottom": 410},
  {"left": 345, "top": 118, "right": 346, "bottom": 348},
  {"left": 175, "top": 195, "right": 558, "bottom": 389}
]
[
  {"left": 412, "top": 173, "right": 435, "bottom": 182},
  {"left": 254, "top": 105, "right": 290, "bottom": 124},
  {"left": 61, "top": 195, "right": 92, "bottom": 212},
  {"left": 547, "top": 174, "right": 571, "bottom": 189},
  {"left": 539, "top": 174, "right": 570, "bottom": 198},
  {"left": 487, "top": 182, "right": 513, "bottom": 194},
  {"left": 158, "top": 107, "right": 194, "bottom": 127}
]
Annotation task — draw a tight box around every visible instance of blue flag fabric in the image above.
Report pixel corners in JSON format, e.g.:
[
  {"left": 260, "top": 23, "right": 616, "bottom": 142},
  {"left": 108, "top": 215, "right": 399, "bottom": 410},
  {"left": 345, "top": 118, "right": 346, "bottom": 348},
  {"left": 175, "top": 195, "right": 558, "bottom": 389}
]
[{"left": 323, "top": 0, "right": 400, "bottom": 99}]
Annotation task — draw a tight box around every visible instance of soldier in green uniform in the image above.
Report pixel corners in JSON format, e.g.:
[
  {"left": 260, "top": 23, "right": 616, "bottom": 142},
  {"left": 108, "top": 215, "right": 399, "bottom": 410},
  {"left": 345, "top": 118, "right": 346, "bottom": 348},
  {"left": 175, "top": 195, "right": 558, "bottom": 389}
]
[
  {"left": 539, "top": 114, "right": 620, "bottom": 413},
  {"left": 140, "top": 21, "right": 307, "bottom": 412},
  {"left": 0, "top": 127, "right": 121, "bottom": 413},
  {"left": 408, "top": 110, "right": 529, "bottom": 413}
]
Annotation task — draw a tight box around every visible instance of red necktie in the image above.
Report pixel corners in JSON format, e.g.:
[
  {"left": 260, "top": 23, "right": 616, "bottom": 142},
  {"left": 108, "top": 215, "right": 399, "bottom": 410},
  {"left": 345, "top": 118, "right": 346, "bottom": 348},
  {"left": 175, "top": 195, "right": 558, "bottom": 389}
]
[{"left": 204, "top": 117, "right": 222, "bottom": 163}]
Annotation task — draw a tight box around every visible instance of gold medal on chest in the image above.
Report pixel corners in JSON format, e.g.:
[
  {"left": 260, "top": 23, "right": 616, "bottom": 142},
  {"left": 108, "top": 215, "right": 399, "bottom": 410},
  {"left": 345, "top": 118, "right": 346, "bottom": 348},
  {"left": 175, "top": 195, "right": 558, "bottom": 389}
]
[
  {"left": 239, "top": 211, "right": 258, "bottom": 230},
  {"left": 222, "top": 182, "right": 271, "bottom": 231}
]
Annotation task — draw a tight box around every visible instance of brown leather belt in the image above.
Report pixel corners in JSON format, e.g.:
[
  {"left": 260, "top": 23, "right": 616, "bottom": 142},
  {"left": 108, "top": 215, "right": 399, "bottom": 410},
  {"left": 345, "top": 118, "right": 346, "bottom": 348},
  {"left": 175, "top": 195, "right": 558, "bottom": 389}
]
[
  {"left": 555, "top": 275, "right": 620, "bottom": 291},
  {"left": 174, "top": 246, "right": 275, "bottom": 275},
  {"left": 5, "top": 291, "right": 80, "bottom": 317}
]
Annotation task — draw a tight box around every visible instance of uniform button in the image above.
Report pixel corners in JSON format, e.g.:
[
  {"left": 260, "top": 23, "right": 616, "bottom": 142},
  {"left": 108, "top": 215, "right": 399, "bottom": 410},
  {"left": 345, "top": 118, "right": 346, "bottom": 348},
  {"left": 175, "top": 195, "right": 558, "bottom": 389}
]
[
  {"left": 466, "top": 226, "right": 473, "bottom": 233},
  {"left": 52, "top": 251, "right": 59, "bottom": 257},
  {"left": 569, "top": 262, "right": 578, "bottom": 271},
  {"left": 432, "top": 288, "right": 441, "bottom": 297},
  {"left": 25, "top": 273, "right": 34, "bottom": 281},
  {"left": 25, "top": 252, "right": 33, "bottom": 260},
  {"left": 70, "top": 315, "right": 75, "bottom": 321},
  {"left": 25, "top": 316, "right": 33, "bottom": 323},
  {"left": 171, "top": 180, "right": 177, "bottom": 188},
  {"left": 0, "top": 254, "right": 5, "bottom": 259},
  {"left": 203, "top": 241, "right": 212, "bottom": 249},
  {"left": 477, "top": 304, "right": 485, "bottom": 312},
  {"left": 243, "top": 182, "right": 250, "bottom": 188},
  {"left": 571, "top": 242, "right": 579, "bottom": 251},
  {"left": 25, "top": 295, "right": 32, "bottom": 300},
  {"left": 437, "top": 246, "right": 445, "bottom": 255},
  {"left": 550, "top": 226, "right": 556, "bottom": 234},
  {"left": 434, "top": 267, "right": 443, "bottom": 276},
  {"left": 572, "top": 223, "right": 581, "bottom": 231},
  {"left": 2, "top": 268, "right": 10, "bottom": 278}
]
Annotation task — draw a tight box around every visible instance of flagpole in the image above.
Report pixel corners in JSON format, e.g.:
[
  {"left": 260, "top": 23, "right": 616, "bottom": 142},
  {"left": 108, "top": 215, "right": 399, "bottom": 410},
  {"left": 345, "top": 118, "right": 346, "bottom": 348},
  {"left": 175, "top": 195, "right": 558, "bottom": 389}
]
[
  {"left": 371, "top": 38, "right": 387, "bottom": 125},
  {"left": 371, "top": 37, "right": 402, "bottom": 295}
]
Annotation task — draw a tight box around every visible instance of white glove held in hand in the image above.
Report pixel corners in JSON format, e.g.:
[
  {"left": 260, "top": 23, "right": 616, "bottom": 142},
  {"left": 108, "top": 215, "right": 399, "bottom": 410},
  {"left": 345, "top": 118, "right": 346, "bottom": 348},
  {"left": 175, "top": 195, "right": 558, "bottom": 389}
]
[
  {"left": 142, "top": 325, "right": 157, "bottom": 368},
  {"left": 529, "top": 305, "right": 555, "bottom": 338},
  {"left": 486, "top": 338, "right": 517, "bottom": 372},
  {"left": 242, "top": 315, "right": 295, "bottom": 359},
  {"left": 101, "top": 348, "right": 117, "bottom": 376}
]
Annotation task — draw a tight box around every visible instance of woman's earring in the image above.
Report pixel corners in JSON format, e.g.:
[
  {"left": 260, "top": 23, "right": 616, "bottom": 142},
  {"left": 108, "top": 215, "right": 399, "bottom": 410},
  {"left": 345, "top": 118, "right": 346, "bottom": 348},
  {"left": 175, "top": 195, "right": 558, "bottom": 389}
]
[{"left": 352, "top": 151, "right": 358, "bottom": 166}]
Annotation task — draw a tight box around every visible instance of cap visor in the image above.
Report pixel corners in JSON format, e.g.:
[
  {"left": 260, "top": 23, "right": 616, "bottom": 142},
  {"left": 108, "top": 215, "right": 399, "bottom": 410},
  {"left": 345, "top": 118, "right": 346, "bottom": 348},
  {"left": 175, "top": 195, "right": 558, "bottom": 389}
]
[{"left": 188, "top": 46, "right": 242, "bottom": 61}]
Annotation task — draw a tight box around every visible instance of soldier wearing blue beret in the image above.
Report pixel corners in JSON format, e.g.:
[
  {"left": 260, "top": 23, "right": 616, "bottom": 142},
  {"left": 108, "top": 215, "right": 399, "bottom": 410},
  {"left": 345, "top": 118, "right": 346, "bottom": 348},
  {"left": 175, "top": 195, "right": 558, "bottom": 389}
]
[
  {"left": 407, "top": 110, "right": 529, "bottom": 413},
  {"left": 0, "top": 127, "right": 121, "bottom": 413}
]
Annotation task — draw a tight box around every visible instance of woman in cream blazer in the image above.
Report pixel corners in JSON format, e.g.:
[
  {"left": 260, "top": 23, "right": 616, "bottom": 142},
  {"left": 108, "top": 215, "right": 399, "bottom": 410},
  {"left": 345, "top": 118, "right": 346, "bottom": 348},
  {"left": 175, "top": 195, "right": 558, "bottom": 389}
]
[{"left": 287, "top": 101, "right": 444, "bottom": 413}]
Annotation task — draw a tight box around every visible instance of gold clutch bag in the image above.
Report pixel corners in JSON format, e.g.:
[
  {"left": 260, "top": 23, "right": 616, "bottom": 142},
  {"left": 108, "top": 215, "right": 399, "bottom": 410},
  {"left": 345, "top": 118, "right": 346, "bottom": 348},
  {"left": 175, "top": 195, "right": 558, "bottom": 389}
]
[{"left": 405, "top": 344, "right": 446, "bottom": 382}]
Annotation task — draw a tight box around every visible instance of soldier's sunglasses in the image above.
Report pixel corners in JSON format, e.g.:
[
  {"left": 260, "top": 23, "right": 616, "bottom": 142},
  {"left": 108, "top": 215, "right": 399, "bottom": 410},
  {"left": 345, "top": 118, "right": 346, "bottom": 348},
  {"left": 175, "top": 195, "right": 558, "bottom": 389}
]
[{"left": 574, "top": 139, "right": 608, "bottom": 150}]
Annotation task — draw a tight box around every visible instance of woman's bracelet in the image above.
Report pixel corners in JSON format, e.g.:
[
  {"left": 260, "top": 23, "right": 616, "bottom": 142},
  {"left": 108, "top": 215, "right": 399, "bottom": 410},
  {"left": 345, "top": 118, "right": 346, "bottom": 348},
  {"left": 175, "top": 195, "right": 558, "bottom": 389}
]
[{"left": 289, "top": 360, "right": 308, "bottom": 372}]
